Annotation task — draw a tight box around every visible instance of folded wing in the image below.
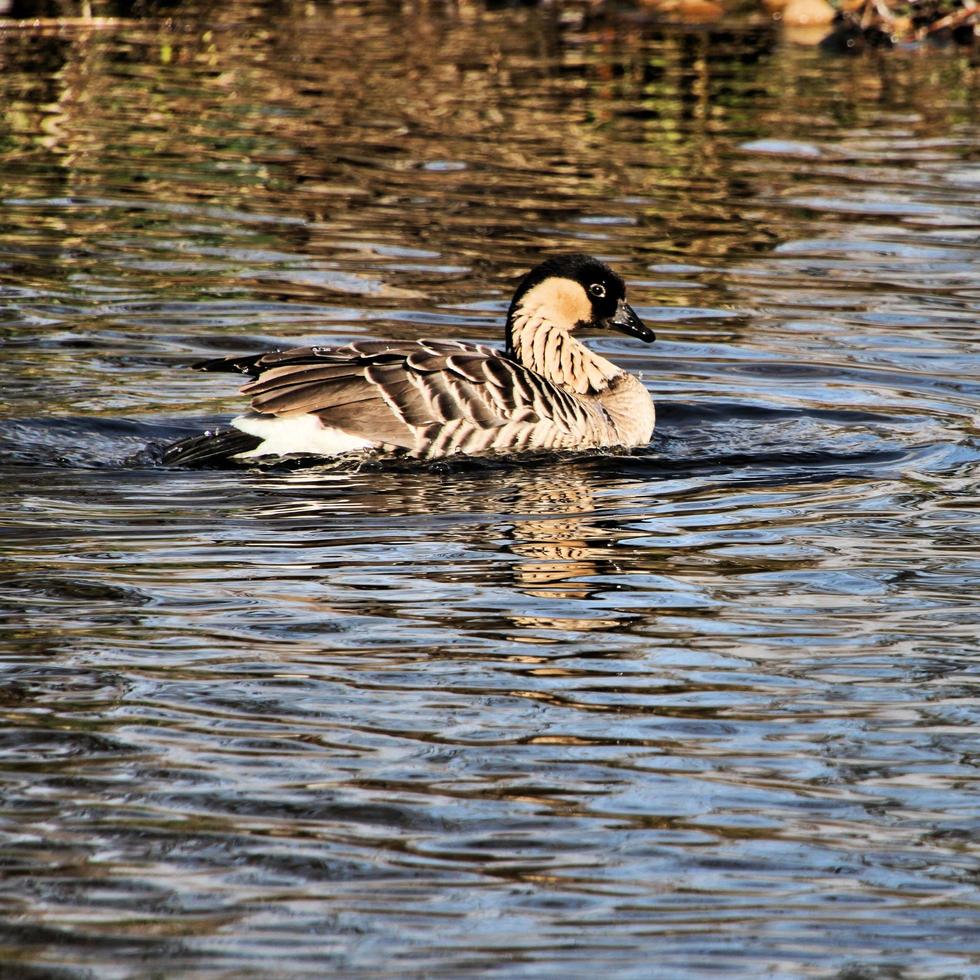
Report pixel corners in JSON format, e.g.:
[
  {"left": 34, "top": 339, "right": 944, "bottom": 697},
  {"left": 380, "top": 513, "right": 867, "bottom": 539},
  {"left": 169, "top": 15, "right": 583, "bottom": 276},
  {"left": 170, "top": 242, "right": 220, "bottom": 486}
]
[{"left": 195, "top": 340, "right": 587, "bottom": 454}]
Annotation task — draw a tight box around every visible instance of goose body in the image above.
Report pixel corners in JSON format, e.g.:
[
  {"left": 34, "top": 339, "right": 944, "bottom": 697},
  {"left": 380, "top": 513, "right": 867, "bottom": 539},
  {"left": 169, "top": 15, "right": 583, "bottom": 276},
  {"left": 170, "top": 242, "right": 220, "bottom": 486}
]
[{"left": 163, "top": 254, "right": 656, "bottom": 466}]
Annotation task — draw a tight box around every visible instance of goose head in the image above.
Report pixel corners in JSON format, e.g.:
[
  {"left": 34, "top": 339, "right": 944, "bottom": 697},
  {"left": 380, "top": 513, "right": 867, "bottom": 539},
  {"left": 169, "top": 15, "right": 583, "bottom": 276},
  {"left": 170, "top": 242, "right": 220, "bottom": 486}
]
[{"left": 505, "top": 253, "right": 655, "bottom": 356}]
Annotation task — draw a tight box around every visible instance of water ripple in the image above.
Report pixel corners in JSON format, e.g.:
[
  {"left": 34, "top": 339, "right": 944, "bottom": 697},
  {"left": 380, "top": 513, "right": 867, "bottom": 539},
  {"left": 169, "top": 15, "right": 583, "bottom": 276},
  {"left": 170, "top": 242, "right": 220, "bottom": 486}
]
[{"left": 1, "top": 5, "right": 979, "bottom": 978}]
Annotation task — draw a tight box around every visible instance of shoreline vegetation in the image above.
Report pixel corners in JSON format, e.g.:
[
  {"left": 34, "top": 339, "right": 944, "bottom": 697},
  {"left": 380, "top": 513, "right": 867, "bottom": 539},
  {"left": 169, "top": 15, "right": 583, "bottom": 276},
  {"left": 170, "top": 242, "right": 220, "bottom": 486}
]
[
  {"left": 764, "top": 0, "right": 980, "bottom": 49},
  {"left": 0, "top": 0, "right": 977, "bottom": 51},
  {"left": 619, "top": 0, "right": 980, "bottom": 50}
]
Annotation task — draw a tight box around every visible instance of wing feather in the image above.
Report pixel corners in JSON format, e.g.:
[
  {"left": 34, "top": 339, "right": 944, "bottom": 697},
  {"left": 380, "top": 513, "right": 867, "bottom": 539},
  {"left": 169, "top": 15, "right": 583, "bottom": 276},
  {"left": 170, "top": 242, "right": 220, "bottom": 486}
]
[{"left": 205, "top": 339, "right": 590, "bottom": 454}]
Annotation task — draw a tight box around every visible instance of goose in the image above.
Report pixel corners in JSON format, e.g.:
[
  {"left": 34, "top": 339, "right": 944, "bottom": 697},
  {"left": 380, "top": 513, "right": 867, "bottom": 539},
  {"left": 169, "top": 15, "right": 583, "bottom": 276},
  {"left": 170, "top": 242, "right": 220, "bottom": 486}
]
[{"left": 162, "top": 253, "right": 656, "bottom": 466}]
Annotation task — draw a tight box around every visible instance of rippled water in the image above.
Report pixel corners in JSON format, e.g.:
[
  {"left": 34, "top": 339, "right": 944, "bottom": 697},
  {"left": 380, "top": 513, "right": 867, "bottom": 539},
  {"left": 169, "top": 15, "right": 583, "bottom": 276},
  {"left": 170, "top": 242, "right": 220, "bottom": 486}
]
[{"left": 1, "top": 2, "right": 979, "bottom": 976}]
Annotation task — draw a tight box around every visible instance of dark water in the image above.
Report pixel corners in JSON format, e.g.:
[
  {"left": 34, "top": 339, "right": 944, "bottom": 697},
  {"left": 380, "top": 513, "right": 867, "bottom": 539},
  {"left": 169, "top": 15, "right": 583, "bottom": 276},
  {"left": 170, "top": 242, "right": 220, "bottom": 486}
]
[{"left": 1, "top": 2, "right": 979, "bottom": 976}]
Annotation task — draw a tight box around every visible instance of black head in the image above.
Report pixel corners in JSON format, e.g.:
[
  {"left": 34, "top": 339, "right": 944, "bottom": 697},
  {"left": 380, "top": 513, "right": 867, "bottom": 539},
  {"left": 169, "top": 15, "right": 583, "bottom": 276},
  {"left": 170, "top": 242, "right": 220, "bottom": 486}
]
[{"left": 506, "top": 253, "right": 655, "bottom": 352}]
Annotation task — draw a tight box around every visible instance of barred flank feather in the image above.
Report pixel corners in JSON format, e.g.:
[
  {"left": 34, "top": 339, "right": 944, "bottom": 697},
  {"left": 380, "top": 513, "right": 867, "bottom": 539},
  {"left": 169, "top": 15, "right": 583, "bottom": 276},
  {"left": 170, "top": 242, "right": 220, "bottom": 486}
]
[{"left": 203, "top": 338, "right": 630, "bottom": 459}]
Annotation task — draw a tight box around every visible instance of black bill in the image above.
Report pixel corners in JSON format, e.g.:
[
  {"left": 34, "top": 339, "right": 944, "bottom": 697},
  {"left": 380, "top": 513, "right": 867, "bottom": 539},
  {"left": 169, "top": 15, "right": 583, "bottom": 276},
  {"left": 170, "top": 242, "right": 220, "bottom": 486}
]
[{"left": 607, "top": 299, "right": 656, "bottom": 343}]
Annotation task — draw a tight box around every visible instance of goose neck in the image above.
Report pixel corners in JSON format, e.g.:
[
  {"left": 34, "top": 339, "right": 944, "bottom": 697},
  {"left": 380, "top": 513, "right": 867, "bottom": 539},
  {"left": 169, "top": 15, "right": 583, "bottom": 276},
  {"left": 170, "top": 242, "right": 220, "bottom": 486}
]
[{"left": 507, "top": 306, "right": 620, "bottom": 396}]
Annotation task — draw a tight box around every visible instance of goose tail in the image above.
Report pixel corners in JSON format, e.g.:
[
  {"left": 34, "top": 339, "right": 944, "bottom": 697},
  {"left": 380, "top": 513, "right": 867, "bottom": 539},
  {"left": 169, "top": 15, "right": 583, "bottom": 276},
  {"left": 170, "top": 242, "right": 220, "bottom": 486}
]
[{"left": 161, "top": 427, "right": 262, "bottom": 468}]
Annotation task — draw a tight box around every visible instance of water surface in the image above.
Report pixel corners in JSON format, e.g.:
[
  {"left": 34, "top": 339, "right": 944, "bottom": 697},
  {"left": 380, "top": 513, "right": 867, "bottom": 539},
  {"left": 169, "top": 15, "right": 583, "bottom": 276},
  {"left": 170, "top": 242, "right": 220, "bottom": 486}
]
[{"left": 1, "top": 3, "right": 979, "bottom": 976}]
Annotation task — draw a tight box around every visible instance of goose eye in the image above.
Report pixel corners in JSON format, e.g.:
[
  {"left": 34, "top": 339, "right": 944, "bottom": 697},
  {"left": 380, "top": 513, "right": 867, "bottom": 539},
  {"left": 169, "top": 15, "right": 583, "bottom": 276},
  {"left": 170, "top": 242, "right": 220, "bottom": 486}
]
[{"left": 589, "top": 283, "right": 606, "bottom": 299}]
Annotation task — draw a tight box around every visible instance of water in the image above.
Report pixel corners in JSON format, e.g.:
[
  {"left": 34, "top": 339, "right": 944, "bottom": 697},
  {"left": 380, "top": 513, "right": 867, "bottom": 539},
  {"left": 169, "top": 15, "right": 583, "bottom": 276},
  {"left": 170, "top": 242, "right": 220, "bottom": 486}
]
[{"left": 1, "top": 3, "right": 979, "bottom": 976}]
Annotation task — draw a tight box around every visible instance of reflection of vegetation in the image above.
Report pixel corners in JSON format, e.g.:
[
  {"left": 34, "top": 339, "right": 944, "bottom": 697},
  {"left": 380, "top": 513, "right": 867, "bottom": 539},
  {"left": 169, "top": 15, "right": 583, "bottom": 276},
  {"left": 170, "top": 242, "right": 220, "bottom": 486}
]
[{"left": 0, "top": 0, "right": 976, "bottom": 360}]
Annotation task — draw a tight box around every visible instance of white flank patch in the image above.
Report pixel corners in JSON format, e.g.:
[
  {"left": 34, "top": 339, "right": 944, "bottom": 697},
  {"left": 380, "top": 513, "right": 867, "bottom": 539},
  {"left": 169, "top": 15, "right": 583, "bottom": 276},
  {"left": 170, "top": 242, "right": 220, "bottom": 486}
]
[{"left": 231, "top": 413, "right": 375, "bottom": 459}]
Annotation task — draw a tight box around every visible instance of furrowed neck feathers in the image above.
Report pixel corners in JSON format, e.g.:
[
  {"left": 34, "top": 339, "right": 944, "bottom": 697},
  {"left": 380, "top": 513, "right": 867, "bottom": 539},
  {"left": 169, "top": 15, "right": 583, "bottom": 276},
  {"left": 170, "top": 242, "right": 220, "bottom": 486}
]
[{"left": 506, "top": 278, "right": 621, "bottom": 395}]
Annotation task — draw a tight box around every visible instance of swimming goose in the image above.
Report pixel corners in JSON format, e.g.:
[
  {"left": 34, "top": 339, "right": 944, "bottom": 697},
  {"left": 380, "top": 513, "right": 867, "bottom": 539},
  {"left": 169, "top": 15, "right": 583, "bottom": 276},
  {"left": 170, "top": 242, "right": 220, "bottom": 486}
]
[{"left": 162, "top": 253, "right": 656, "bottom": 466}]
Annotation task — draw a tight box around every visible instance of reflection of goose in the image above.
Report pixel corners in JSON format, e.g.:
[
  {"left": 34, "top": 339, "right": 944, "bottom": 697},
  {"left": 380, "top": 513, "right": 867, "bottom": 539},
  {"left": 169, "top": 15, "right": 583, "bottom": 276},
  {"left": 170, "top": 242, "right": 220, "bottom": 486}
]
[
  {"left": 506, "top": 477, "right": 604, "bottom": 601},
  {"left": 163, "top": 254, "right": 655, "bottom": 466},
  {"left": 240, "top": 464, "right": 633, "bottom": 629}
]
